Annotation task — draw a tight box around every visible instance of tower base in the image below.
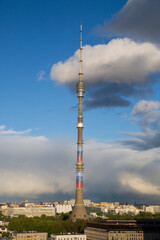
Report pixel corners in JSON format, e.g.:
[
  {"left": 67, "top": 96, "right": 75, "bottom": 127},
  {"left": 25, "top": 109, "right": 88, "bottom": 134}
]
[{"left": 70, "top": 203, "right": 88, "bottom": 222}]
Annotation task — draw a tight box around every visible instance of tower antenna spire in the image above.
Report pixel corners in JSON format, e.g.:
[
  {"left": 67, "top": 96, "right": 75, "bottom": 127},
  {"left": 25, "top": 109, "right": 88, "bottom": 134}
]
[
  {"left": 70, "top": 23, "right": 88, "bottom": 222},
  {"left": 80, "top": 23, "right": 83, "bottom": 74}
]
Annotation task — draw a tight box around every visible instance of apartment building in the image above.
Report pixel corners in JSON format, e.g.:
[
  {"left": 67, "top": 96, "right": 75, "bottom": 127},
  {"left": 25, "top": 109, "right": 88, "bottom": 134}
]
[
  {"left": 13, "top": 233, "right": 48, "bottom": 240},
  {"left": 84, "top": 220, "right": 160, "bottom": 240},
  {"left": 6, "top": 206, "right": 55, "bottom": 217},
  {"left": 51, "top": 234, "right": 86, "bottom": 240}
]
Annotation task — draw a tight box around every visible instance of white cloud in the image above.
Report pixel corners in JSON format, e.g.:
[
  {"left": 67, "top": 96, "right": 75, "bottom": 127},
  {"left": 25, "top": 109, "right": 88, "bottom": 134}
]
[
  {"left": 0, "top": 125, "right": 32, "bottom": 135},
  {"left": 85, "top": 140, "right": 160, "bottom": 199},
  {"left": 50, "top": 38, "right": 160, "bottom": 85},
  {"left": 132, "top": 100, "right": 160, "bottom": 116},
  {"left": 121, "top": 100, "right": 160, "bottom": 150},
  {"left": 0, "top": 172, "right": 53, "bottom": 196},
  {"left": 120, "top": 174, "right": 160, "bottom": 195},
  {"left": 0, "top": 134, "right": 74, "bottom": 197},
  {"left": 37, "top": 70, "right": 46, "bottom": 81},
  {"left": 126, "top": 0, "right": 135, "bottom": 5},
  {"left": 132, "top": 100, "right": 160, "bottom": 133}
]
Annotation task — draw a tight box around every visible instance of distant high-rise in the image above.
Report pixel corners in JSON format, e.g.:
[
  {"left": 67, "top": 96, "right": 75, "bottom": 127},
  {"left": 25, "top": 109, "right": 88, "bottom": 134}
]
[{"left": 70, "top": 24, "right": 88, "bottom": 222}]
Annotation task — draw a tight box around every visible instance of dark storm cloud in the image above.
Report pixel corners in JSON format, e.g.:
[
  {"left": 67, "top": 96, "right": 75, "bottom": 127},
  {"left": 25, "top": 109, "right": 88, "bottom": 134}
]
[
  {"left": 85, "top": 95, "right": 130, "bottom": 109},
  {"left": 121, "top": 131, "right": 160, "bottom": 151},
  {"left": 84, "top": 82, "right": 153, "bottom": 109},
  {"left": 102, "top": 0, "right": 160, "bottom": 43}
]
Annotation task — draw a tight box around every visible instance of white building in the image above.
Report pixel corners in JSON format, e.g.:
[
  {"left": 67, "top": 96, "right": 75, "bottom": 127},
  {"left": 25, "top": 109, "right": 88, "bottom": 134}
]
[
  {"left": 13, "top": 232, "right": 48, "bottom": 240},
  {"left": 55, "top": 204, "right": 72, "bottom": 214},
  {"left": 90, "top": 212, "right": 97, "bottom": 217},
  {"left": 101, "top": 204, "right": 140, "bottom": 215},
  {"left": 6, "top": 206, "right": 55, "bottom": 217},
  {"left": 0, "top": 226, "right": 8, "bottom": 233},
  {"left": 145, "top": 205, "right": 160, "bottom": 214},
  {"left": 0, "top": 221, "right": 9, "bottom": 226},
  {"left": 51, "top": 234, "right": 86, "bottom": 240}
]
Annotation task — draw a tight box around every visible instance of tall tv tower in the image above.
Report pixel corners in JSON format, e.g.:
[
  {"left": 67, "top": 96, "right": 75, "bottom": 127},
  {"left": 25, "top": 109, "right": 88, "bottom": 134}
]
[{"left": 70, "top": 24, "right": 88, "bottom": 222}]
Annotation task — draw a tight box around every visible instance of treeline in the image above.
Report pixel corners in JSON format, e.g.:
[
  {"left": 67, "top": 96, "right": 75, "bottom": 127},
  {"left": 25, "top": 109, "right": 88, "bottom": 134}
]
[
  {"left": 1, "top": 211, "right": 160, "bottom": 236},
  {"left": 8, "top": 214, "right": 87, "bottom": 236}
]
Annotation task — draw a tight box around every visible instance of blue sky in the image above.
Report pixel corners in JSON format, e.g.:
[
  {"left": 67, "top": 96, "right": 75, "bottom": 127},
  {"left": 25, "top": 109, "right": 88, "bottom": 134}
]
[
  {"left": 1, "top": 0, "right": 160, "bottom": 203},
  {"left": 0, "top": 0, "right": 130, "bottom": 140}
]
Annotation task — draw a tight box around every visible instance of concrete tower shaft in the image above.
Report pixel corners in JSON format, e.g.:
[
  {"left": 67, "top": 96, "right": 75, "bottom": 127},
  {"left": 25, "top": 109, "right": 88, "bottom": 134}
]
[{"left": 70, "top": 24, "right": 88, "bottom": 222}]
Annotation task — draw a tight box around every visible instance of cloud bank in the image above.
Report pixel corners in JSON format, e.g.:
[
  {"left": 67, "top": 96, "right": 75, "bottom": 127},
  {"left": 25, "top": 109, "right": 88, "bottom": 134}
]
[
  {"left": 101, "top": 0, "right": 160, "bottom": 43},
  {"left": 0, "top": 133, "right": 74, "bottom": 198},
  {"left": 51, "top": 38, "right": 160, "bottom": 109},
  {"left": 1, "top": 116, "right": 160, "bottom": 203}
]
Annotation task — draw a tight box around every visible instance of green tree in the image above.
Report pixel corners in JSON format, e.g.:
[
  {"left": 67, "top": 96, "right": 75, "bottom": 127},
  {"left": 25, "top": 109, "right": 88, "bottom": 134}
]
[
  {"left": 2, "top": 232, "right": 9, "bottom": 237},
  {"left": 96, "top": 211, "right": 104, "bottom": 216}
]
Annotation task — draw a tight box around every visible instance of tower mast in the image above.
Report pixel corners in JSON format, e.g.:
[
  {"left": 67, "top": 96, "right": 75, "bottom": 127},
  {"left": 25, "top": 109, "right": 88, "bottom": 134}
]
[{"left": 71, "top": 24, "right": 88, "bottom": 222}]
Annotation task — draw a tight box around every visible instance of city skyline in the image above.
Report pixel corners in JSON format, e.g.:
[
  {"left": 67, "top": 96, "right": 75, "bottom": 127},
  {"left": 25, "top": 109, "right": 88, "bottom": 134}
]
[{"left": 1, "top": 0, "right": 160, "bottom": 204}]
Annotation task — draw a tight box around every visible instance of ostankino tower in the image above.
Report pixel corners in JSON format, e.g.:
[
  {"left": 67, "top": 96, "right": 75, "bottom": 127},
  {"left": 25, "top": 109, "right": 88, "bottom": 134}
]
[{"left": 70, "top": 24, "right": 88, "bottom": 222}]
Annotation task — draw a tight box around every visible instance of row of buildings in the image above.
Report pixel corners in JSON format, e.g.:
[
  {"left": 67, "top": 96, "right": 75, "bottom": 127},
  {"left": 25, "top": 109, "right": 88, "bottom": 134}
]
[
  {"left": 0, "top": 200, "right": 160, "bottom": 218},
  {"left": 0, "top": 201, "right": 73, "bottom": 217},
  {"left": 90, "top": 201, "right": 160, "bottom": 215}
]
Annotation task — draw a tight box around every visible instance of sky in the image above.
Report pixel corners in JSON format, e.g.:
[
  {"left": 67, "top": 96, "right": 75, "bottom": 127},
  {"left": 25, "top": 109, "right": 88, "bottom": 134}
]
[{"left": 1, "top": 0, "right": 160, "bottom": 204}]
